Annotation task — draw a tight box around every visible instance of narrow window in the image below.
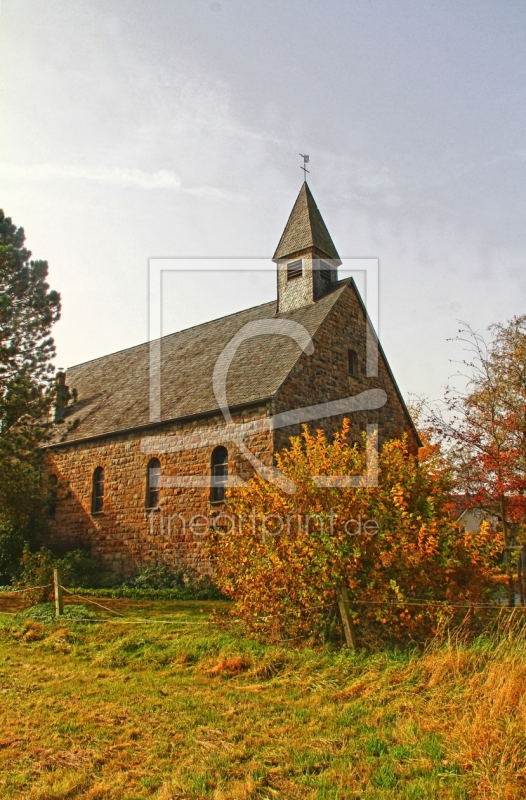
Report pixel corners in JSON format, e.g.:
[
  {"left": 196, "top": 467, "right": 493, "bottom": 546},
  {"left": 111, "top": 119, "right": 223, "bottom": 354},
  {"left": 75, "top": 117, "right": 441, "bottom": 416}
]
[
  {"left": 47, "top": 475, "right": 58, "bottom": 519},
  {"left": 287, "top": 259, "right": 303, "bottom": 281},
  {"left": 147, "top": 458, "right": 161, "bottom": 509},
  {"left": 319, "top": 261, "right": 332, "bottom": 282},
  {"left": 91, "top": 467, "right": 104, "bottom": 513},
  {"left": 348, "top": 349, "right": 358, "bottom": 378},
  {"left": 211, "top": 446, "right": 228, "bottom": 504}
]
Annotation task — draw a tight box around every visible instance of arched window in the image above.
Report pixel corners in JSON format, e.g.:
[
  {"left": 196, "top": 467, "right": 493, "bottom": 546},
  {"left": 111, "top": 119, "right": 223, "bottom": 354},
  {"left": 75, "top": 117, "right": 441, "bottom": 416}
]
[
  {"left": 91, "top": 467, "right": 104, "bottom": 513},
  {"left": 348, "top": 348, "right": 358, "bottom": 378},
  {"left": 47, "top": 475, "right": 58, "bottom": 519},
  {"left": 211, "top": 446, "right": 228, "bottom": 504},
  {"left": 146, "top": 458, "right": 161, "bottom": 509}
]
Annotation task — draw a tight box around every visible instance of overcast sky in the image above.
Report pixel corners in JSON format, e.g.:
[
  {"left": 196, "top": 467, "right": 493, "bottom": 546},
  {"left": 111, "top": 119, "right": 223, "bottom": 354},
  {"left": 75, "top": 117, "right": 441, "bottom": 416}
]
[{"left": 1, "top": 0, "right": 525, "bottom": 404}]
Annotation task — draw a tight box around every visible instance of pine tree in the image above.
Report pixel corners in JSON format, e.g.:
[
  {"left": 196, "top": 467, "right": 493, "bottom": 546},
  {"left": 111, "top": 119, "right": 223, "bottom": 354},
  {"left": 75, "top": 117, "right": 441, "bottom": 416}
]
[{"left": 0, "top": 210, "right": 61, "bottom": 580}]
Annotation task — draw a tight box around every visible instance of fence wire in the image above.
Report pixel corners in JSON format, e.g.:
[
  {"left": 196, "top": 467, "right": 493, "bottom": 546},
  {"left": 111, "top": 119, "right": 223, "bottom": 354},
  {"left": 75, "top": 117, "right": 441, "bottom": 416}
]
[{"left": 1, "top": 583, "right": 525, "bottom": 629}]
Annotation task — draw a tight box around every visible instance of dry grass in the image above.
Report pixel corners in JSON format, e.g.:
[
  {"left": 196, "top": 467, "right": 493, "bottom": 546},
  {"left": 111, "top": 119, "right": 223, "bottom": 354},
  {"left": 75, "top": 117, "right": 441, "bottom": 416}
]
[
  {"left": 418, "top": 633, "right": 526, "bottom": 797},
  {"left": 0, "top": 596, "right": 524, "bottom": 798}
]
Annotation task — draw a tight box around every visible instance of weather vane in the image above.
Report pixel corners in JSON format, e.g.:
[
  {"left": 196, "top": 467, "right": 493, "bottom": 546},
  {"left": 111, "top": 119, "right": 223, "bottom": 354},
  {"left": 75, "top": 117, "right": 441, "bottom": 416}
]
[{"left": 299, "top": 153, "right": 310, "bottom": 181}]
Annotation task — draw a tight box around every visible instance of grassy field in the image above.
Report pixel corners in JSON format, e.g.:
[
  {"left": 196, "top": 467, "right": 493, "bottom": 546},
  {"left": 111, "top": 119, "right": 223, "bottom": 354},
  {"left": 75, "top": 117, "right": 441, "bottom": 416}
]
[{"left": 0, "top": 595, "right": 525, "bottom": 799}]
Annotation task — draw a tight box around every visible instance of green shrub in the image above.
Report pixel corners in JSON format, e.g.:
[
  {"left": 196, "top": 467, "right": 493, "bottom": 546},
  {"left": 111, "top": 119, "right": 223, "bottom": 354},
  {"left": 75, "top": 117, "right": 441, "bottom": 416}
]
[
  {"left": 16, "top": 544, "right": 55, "bottom": 602},
  {"left": 0, "top": 516, "right": 39, "bottom": 585},
  {"left": 71, "top": 584, "right": 227, "bottom": 600},
  {"left": 127, "top": 560, "right": 189, "bottom": 590},
  {"left": 58, "top": 549, "right": 118, "bottom": 588},
  {"left": 15, "top": 545, "right": 118, "bottom": 598},
  {"left": 125, "top": 560, "right": 225, "bottom": 599},
  {"left": 14, "top": 549, "right": 225, "bottom": 601}
]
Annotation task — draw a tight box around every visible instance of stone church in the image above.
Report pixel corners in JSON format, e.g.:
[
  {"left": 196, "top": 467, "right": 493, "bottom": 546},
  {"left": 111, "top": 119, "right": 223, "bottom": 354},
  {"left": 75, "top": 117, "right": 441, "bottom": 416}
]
[{"left": 44, "top": 182, "right": 418, "bottom": 576}]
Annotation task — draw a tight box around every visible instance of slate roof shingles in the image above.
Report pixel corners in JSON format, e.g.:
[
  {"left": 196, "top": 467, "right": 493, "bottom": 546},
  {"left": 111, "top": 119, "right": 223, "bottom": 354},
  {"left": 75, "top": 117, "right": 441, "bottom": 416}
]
[
  {"left": 273, "top": 182, "right": 340, "bottom": 262},
  {"left": 54, "top": 281, "right": 350, "bottom": 445}
]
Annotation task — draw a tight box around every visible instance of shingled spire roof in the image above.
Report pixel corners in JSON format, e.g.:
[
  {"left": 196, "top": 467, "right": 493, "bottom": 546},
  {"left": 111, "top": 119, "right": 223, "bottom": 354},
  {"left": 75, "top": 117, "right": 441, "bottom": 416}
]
[{"left": 273, "top": 182, "right": 341, "bottom": 262}]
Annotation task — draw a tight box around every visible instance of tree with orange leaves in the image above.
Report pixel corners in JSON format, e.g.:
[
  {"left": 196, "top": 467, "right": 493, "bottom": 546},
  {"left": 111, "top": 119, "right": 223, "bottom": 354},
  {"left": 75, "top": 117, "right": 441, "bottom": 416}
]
[{"left": 209, "top": 420, "right": 502, "bottom": 645}]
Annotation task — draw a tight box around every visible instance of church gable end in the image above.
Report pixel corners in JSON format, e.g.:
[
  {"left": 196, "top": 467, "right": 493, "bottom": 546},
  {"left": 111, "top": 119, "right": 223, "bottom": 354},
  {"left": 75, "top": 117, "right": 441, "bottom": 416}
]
[{"left": 273, "top": 280, "right": 418, "bottom": 452}]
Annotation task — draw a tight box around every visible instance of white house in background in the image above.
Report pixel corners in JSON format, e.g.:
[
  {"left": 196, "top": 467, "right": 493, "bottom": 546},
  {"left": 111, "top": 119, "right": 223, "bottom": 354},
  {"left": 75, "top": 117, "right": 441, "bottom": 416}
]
[{"left": 457, "top": 506, "right": 500, "bottom": 533}]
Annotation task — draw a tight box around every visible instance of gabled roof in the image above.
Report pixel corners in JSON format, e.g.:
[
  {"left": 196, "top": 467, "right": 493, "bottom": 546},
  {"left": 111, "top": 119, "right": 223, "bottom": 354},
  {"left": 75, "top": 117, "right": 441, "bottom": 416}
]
[
  {"left": 273, "top": 182, "right": 340, "bottom": 262},
  {"left": 49, "top": 280, "right": 351, "bottom": 446}
]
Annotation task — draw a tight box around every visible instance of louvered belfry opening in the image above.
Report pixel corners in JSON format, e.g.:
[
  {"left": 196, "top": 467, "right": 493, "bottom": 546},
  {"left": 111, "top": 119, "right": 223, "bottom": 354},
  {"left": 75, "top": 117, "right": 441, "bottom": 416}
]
[
  {"left": 319, "top": 261, "right": 332, "bottom": 282},
  {"left": 287, "top": 259, "right": 303, "bottom": 280},
  {"left": 274, "top": 182, "right": 341, "bottom": 313}
]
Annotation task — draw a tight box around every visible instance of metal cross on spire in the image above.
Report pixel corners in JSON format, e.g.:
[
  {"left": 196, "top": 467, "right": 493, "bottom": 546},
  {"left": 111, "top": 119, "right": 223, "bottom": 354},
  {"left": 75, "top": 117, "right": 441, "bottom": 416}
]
[{"left": 299, "top": 153, "right": 310, "bottom": 181}]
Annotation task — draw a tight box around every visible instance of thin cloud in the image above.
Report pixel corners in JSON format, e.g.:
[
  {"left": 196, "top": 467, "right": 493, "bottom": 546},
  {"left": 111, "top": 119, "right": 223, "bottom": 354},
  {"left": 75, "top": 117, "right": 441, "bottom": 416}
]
[{"left": 0, "top": 162, "right": 233, "bottom": 198}]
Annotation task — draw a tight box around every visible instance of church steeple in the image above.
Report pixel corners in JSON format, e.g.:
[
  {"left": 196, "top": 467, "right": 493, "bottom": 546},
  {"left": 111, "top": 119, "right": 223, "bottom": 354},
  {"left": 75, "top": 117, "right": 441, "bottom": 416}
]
[
  {"left": 274, "top": 183, "right": 341, "bottom": 313},
  {"left": 273, "top": 182, "right": 340, "bottom": 262}
]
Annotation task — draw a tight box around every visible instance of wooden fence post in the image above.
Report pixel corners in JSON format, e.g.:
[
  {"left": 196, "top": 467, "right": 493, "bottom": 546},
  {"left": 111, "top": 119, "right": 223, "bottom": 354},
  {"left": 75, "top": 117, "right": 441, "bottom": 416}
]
[
  {"left": 54, "top": 568, "right": 63, "bottom": 617},
  {"left": 337, "top": 584, "right": 357, "bottom": 650}
]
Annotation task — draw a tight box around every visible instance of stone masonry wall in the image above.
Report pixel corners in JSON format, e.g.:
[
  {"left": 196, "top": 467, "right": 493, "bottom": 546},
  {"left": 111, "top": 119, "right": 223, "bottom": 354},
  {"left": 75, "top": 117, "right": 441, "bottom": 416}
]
[
  {"left": 277, "top": 254, "right": 340, "bottom": 313},
  {"left": 44, "top": 403, "right": 273, "bottom": 578},
  {"left": 277, "top": 254, "right": 315, "bottom": 313},
  {"left": 44, "top": 284, "right": 417, "bottom": 578},
  {"left": 272, "top": 282, "right": 418, "bottom": 454}
]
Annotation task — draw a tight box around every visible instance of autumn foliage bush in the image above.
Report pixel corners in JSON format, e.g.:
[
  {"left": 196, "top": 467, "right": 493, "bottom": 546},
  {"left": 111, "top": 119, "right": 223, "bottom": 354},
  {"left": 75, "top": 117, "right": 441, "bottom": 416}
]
[{"left": 210, "top": 421, "right": 504, "bottom": 644}]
